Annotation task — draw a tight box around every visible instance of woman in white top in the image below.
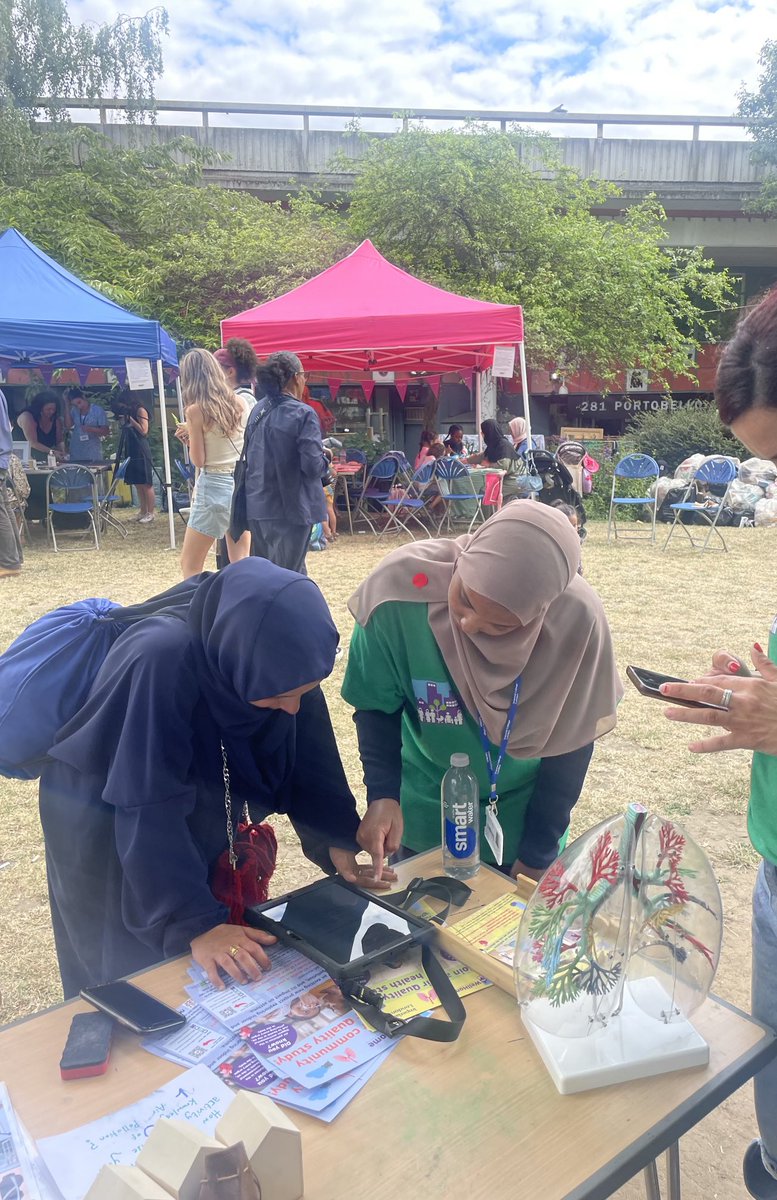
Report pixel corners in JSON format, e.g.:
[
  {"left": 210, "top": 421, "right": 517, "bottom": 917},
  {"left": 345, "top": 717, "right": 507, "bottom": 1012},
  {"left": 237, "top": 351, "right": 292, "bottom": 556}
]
[{"left": 175, "top": 349, "right": 251, "bottom": 579}]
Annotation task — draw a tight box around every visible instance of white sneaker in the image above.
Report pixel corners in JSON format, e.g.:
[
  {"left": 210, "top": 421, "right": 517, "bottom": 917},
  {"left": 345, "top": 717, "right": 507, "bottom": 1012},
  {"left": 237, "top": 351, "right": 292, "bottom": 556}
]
[{"left": 138, "top": 514, "right": 155, "bottom": 524}]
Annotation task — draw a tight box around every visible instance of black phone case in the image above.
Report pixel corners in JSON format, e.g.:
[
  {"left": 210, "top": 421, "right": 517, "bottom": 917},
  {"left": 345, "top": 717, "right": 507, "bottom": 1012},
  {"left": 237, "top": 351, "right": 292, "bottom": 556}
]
[{"left": 60, "top": 1012, "right": 114, "bottom": 1071}]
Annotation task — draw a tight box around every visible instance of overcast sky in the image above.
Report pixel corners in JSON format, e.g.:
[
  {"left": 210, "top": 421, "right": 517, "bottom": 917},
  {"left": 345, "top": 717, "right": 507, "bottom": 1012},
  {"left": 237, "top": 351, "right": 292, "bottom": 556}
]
[{"left": 71, "top": 0, "right": 772, "bottom": 131}]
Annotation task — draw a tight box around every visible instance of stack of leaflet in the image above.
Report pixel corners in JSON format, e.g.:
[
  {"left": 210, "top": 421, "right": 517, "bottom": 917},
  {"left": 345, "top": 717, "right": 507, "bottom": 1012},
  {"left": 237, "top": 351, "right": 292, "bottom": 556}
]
[{"left": 143, "top": 942, "right": 490, "bottom": 1122}]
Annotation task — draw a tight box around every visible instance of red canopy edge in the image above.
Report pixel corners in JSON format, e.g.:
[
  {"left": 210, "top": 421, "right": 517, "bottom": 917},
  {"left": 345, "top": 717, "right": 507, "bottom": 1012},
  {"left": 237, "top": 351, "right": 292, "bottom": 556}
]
[{"left": 221, "top": 240, "right": 523, "bottom": 374}]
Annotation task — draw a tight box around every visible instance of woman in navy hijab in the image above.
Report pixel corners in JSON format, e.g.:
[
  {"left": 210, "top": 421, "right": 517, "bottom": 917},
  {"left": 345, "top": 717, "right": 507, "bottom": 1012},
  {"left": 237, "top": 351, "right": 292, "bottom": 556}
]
[{"left": 39, "top": 559, "right": 389, "bottom": 999}]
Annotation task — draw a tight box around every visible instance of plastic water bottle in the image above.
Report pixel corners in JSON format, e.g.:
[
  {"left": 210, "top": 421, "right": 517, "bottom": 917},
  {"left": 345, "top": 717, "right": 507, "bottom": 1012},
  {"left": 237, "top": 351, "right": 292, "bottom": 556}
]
[
  {"left": 47, "top": 451, "right": 56, "bottom": 469},
  {"left": 441, "top": 753, "right": 480, "bottom": 879}
]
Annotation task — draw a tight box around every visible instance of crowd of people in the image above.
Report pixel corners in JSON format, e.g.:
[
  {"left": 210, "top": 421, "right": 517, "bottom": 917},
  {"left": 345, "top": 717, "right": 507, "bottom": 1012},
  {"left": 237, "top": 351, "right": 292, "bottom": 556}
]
[{"left": 5, "top": 286, "right": 777, "bottom": 1196}]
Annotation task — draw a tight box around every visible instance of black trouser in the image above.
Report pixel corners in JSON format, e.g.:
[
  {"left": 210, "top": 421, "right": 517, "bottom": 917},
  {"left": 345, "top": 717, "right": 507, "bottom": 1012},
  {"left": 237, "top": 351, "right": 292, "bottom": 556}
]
[{"left": 248, "top": 520, "right": 310, "bottom": 575}]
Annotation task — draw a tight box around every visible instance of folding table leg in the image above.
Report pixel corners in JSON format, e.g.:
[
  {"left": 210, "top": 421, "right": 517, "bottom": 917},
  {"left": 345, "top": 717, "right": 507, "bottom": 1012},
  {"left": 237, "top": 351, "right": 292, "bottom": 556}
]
[
  {"left": 665, "top": 1141, "right": 681, "bottom": 1200},
  {"left": 643, "top": 1158, "right": 662, "bottom": 1200}
]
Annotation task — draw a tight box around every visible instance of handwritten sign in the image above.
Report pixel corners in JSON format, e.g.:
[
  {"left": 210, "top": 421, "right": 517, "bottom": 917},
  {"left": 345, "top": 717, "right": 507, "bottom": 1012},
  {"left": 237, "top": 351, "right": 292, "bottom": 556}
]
[{"left": 37, "top": 1065, "right": 232, "bottom": 1200}]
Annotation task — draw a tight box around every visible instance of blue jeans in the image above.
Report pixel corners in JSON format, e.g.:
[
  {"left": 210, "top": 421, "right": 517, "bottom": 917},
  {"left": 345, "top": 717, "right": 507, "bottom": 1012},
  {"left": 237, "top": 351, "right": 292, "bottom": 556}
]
[{"left": 753, "top": 859, "right": 777, "bottom": 1176}]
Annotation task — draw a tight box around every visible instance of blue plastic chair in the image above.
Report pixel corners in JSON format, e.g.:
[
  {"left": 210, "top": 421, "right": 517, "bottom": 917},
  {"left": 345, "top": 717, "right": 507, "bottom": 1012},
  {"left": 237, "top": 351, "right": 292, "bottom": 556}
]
[
  {"left": 607, "top": 454, "right": 660, "bottom": 543},
  {"left": 98, "top": 457, "right": 131, "bottom": 538},
  {"left": 662, "top": 456, "right": 738, "bottom": 552},
  {"left": 378, "top": 459, "right": 437, "bottom": 539},
  {"left": 353, "top": 455, "right": 399, "bottom": 533},
  {"left": 434, "top": 458, "right": 487, "bottom": 535},
  {"left": 46, "top": 465, "right": 100, "bottom": 552}
]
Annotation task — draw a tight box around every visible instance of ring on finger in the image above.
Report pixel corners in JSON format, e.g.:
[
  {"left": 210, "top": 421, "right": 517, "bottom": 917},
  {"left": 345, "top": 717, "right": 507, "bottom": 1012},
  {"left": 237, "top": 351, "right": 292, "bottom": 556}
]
[
  {"left": 229, "top": 944, "right": 240, "bottom": 958},
  {"left": 721, "top": 688, "right": 734, "bottom": 710}
]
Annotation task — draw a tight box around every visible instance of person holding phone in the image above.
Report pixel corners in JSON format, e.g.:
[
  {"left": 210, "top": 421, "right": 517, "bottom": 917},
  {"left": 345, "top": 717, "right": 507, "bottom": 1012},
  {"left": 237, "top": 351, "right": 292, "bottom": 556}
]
[
  {"left": 174, "top": 349, "right": 251, "bottom": 579},
  {"left": 342, "top": 503, "right": 623, "bottom": 883},
  {"left": 39, "top": 559, "right": 392, "bottom": 999},
  {"left": 656, "top": 286, "right": 777, "bottom": 1200}
]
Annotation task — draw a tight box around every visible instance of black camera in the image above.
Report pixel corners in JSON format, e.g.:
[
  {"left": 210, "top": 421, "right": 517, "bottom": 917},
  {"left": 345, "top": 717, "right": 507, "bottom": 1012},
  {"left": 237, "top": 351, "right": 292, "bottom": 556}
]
[{"left": 109, "top": 399, "right": 132, "bottom": 418}]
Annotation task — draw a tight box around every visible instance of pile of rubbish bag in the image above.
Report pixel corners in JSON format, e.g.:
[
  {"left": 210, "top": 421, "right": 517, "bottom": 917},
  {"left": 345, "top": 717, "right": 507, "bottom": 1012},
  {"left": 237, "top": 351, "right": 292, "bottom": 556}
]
[{"left": 648, "top": 455, "right": 777, "bottom": 527}]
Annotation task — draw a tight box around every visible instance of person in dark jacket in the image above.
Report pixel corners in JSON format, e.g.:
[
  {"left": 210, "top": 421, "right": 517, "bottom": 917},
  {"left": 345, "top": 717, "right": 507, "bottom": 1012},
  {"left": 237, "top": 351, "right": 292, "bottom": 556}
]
[
  {"left": 39, "top": 560, "right": 394, "bottom": 998},
  {"left": 245, "top": 351, "right": 330, "bottom": 574}
]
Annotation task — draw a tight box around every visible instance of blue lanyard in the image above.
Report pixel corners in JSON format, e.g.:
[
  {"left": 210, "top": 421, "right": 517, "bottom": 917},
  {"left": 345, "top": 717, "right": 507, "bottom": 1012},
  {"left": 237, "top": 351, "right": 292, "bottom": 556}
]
[{"left": 476, "top": 677, "right": 522, "bottom": 805}]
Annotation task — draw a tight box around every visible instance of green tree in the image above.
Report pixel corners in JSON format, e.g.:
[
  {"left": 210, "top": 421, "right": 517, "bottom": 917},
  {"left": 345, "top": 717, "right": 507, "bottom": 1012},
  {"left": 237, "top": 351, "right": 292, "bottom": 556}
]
[
  {"left": 0, "top": 128, "right": 354, "bottom": 342},
  {"left": 627, "top": 400, "right": 746, "bottom": 473},
  {"left": 0, "top": 0, "right": 167, "bottom": 117},
  {"left": 738, "top": 38, "right": 777, "bottom": 214},
  {"left": 347, "top": 125, "right": 735, "bottom": 381}
]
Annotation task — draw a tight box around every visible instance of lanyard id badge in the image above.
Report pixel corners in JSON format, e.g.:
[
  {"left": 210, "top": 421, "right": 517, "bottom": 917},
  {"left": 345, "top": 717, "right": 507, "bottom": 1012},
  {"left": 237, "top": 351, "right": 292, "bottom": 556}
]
[{"left": 477, "top": 677, "right": 522, "bottom": 867}]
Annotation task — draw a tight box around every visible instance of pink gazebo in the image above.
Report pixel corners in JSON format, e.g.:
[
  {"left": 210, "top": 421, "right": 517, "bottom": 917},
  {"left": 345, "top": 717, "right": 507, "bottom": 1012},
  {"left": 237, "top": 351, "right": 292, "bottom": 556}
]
[{"left": 221, "top": 239, "right": 530, "bottom": 437}]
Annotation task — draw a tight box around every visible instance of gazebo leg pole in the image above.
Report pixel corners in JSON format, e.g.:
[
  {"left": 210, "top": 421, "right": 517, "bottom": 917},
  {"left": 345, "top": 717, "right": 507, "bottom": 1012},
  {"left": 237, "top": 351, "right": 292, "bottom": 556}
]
[
  {"left": 518, "top": 341, "right": 533, "bottom": 447},
  {"left": 156, "top": 359, "right": 177, "bottom": 551},
  {"left": 474, "top": 371, "right": 482, "bottom": 450}
]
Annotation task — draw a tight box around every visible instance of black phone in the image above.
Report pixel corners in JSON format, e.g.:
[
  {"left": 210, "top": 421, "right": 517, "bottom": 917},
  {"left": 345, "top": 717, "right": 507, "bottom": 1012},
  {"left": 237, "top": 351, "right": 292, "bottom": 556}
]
[
  {"left": 246, "top": 875, "right": 433, "bottom": 980},
  {"left": 80, "top": 981, "right": 186, "bottom": 1035},
  {"left": 626, "top": 665, "right": 729, "bottom": 711},
  {"left": 60, "top": 1012, "right": 114, "bottom": 1080}
]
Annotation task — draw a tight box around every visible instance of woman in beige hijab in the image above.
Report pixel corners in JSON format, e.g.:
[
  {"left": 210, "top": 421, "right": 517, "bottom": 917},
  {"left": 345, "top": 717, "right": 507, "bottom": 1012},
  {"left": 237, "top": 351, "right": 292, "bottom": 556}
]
[{"left": 341, "top": 504, "right": 622, "bottom": 880}]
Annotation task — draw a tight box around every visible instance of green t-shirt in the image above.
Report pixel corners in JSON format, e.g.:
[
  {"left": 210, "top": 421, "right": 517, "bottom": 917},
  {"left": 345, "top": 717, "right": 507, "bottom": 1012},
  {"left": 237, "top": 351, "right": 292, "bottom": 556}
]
[
  {"left": 748, "top": 619, "right": 777, "bottom": 863},
  {"left": 341, "top": 600, "right": 541, "bottom": 864}
]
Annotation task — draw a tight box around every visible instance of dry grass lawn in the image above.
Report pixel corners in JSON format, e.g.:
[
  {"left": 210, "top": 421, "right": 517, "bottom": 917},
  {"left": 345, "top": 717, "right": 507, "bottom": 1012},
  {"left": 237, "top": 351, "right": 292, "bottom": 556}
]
[{"left": 0, "top": 512, "right": 774, "bottom": 1199}]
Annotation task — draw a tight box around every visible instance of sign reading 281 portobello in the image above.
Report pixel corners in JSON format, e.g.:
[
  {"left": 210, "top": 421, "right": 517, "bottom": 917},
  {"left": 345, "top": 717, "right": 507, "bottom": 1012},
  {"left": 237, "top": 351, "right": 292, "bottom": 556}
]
[{"left": 570, "top": 394, "right": 711, "bottom": 417}]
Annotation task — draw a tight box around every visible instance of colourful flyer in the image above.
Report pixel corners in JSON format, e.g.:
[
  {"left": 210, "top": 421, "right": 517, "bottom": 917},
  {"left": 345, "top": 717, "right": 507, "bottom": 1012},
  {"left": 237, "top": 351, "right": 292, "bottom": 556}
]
[
  {"left": 452, "top": 891, "right": 527, "bottom": 966},
  {"left": 365, "top": 947, "right": 490, "bottom": 1020}
]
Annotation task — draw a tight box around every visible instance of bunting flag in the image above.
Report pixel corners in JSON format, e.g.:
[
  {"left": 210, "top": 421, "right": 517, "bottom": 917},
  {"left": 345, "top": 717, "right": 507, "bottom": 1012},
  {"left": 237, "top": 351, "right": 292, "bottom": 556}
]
[
  {"left": 460, "top": 369, "right": 474, "bottom": 391},
  {"left": 426, "top": 376, "right": 441, "bottom": 397},
  {"left": 76, "top": 365, "right": 91, "bottom": 385},
  {"left": 327, "top": 378, "right": 342, "bottom": 402},
  {"left": 395, "top": 380, "right": 409, "bottom": 403},
  {"left": 39, "top": 364, "right": 54, "bottom": 383},
  {"left": 114, "top": 367, "right": 127, "bottom": 388},
  {"left": 361, "top": 380, "right": 375, "bottom": 404}
]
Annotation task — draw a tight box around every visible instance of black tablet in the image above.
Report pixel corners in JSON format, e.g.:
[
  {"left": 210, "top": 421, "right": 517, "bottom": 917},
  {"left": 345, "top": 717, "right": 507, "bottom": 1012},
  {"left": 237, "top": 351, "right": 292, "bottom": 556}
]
[{"left": 246, "top": 876, "right": 434, "bottom": 980}]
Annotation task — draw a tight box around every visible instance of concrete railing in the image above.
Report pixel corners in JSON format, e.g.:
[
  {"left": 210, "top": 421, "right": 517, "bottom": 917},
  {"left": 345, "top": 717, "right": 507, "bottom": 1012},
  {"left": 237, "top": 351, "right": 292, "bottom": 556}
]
[{"left": 35, "top": 98, "right": 767, "bottom": 141}]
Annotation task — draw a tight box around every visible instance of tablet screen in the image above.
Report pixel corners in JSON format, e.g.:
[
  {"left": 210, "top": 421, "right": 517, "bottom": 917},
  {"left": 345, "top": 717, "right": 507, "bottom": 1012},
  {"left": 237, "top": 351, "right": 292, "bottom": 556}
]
[{"left": 261, "top": 878, "right": 416, "bottom": 968}]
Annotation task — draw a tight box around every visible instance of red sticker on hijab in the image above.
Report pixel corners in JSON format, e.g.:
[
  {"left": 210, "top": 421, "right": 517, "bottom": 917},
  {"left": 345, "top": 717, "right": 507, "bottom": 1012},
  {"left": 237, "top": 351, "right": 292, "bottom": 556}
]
[{"left": 412, "top": 573, "right": 429, "bottom": 589}]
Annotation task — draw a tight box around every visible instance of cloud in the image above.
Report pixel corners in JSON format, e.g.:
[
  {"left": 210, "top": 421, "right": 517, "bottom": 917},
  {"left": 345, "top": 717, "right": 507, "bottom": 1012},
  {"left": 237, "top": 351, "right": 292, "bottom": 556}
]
[{"left": 69, "top": 0, "right": 770, "bottom": 136}]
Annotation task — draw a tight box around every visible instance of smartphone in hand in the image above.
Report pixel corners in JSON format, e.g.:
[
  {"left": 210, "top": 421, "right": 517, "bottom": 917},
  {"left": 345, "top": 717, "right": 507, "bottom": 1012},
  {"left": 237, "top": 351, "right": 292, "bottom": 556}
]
[
  {"left": 626, "top": 665, "right": 729, "bottom": 711},
  {"left": 80, "top": 981, "right": 186, "bottom": 1035}
]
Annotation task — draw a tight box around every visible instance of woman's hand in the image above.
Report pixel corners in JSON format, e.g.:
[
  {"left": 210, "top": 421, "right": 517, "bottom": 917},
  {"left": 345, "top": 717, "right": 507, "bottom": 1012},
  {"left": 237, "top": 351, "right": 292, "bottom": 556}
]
[
  {"left": 356, "top": 798, "right": 404, "bottom": 882},
  {"left": 329, "top": 846, "right": 397, "bottom": 890},
  {"left": 191, "top": 923, "right": 277, "bottom": 989},
  {"left": 174, "top": 423, "right": 189, "bottom": 444},
  {"left": 661, "top": 645, "right": 777, "bottom": 755}
]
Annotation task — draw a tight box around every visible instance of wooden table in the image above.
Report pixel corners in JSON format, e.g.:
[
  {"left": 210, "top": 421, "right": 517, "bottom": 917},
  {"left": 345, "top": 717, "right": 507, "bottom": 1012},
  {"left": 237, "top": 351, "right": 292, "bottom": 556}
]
[
  {"left": 0, "top": 852, "right": 773, "bottom": 1200},
  {"left": 330, "top": 461, "right": 364, "bottom": 535}
]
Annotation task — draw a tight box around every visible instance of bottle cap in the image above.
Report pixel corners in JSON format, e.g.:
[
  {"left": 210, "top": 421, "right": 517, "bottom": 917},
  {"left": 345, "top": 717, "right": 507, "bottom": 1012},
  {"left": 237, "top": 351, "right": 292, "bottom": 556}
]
[{"left": 450, "top": 753, "right": 470, "bottom": 768}]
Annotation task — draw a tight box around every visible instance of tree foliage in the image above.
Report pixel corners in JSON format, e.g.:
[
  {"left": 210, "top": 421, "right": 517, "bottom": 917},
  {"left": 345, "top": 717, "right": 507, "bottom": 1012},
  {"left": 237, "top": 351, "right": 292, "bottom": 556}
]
[
  {"left": 0, "top": 127, "right": 354, "bottom": 343},
  {"left": 0, "top": 0, "right": 168, "bottom": 116},
  {"left": 347, "top": 125, "right": 735, "bottom": 380},
  {"left": 738, "top": 38, "right": 777, "bottom": 214},
  {"left": 627, "top": 400, "right": 746, "bottom": 473}
]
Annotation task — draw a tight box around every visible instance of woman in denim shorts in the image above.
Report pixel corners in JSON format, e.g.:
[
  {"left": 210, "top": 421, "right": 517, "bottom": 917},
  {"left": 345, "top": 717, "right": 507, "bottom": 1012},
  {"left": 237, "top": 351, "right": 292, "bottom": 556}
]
[{"left": 175, "top": 349, "right": 251, "bottom": 579}]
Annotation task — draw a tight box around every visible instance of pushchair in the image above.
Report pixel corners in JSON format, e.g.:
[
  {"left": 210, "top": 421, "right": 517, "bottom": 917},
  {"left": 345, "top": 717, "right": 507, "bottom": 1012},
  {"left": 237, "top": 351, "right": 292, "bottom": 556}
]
[{"left": 524, "top": 449, "right": 587, "bottom": 539}]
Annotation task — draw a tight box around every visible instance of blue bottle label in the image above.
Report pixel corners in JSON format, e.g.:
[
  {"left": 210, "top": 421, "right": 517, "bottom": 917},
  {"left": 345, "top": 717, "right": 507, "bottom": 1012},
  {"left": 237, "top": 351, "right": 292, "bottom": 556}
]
[{"left": 444, "top": 804, "right": 477, "bottom": 858}]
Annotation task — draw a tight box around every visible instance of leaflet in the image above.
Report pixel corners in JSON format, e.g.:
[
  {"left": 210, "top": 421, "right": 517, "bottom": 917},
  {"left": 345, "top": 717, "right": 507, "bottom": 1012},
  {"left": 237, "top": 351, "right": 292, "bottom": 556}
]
[
  {"left": 365, "top": 946, "right": 490, "bottom": 1020},
  {"left": 0, "top": 1081, "right": 42, "bottom": 1200},
  {"left": 452, "top": 891, "right": 527, "bottom": 967},
  {"left": 144, "top": 999, "right": 397, "bottom": 1118}
]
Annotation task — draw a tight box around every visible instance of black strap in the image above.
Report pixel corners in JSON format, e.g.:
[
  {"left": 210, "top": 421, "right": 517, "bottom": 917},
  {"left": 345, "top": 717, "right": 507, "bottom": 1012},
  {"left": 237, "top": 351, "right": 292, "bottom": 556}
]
[
  {"left": 341, "top": 942, "right": 467, "bottom": 1042},
  {"left": 339, "top": 876, "right": 472, "bottom": 1042}
]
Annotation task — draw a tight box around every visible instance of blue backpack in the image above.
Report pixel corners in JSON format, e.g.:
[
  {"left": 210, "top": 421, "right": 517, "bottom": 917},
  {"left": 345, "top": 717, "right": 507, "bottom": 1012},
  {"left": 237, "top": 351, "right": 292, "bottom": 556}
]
[{"left": 0, "top": 577, "right": 204, "bottom": 780}]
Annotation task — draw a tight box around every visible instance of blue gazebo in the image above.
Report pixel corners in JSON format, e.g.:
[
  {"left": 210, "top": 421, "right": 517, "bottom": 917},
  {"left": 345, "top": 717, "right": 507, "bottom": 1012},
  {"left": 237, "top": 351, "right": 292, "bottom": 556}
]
[{"left": 0, "top": 227, "right": 179, "bottom": 546}]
